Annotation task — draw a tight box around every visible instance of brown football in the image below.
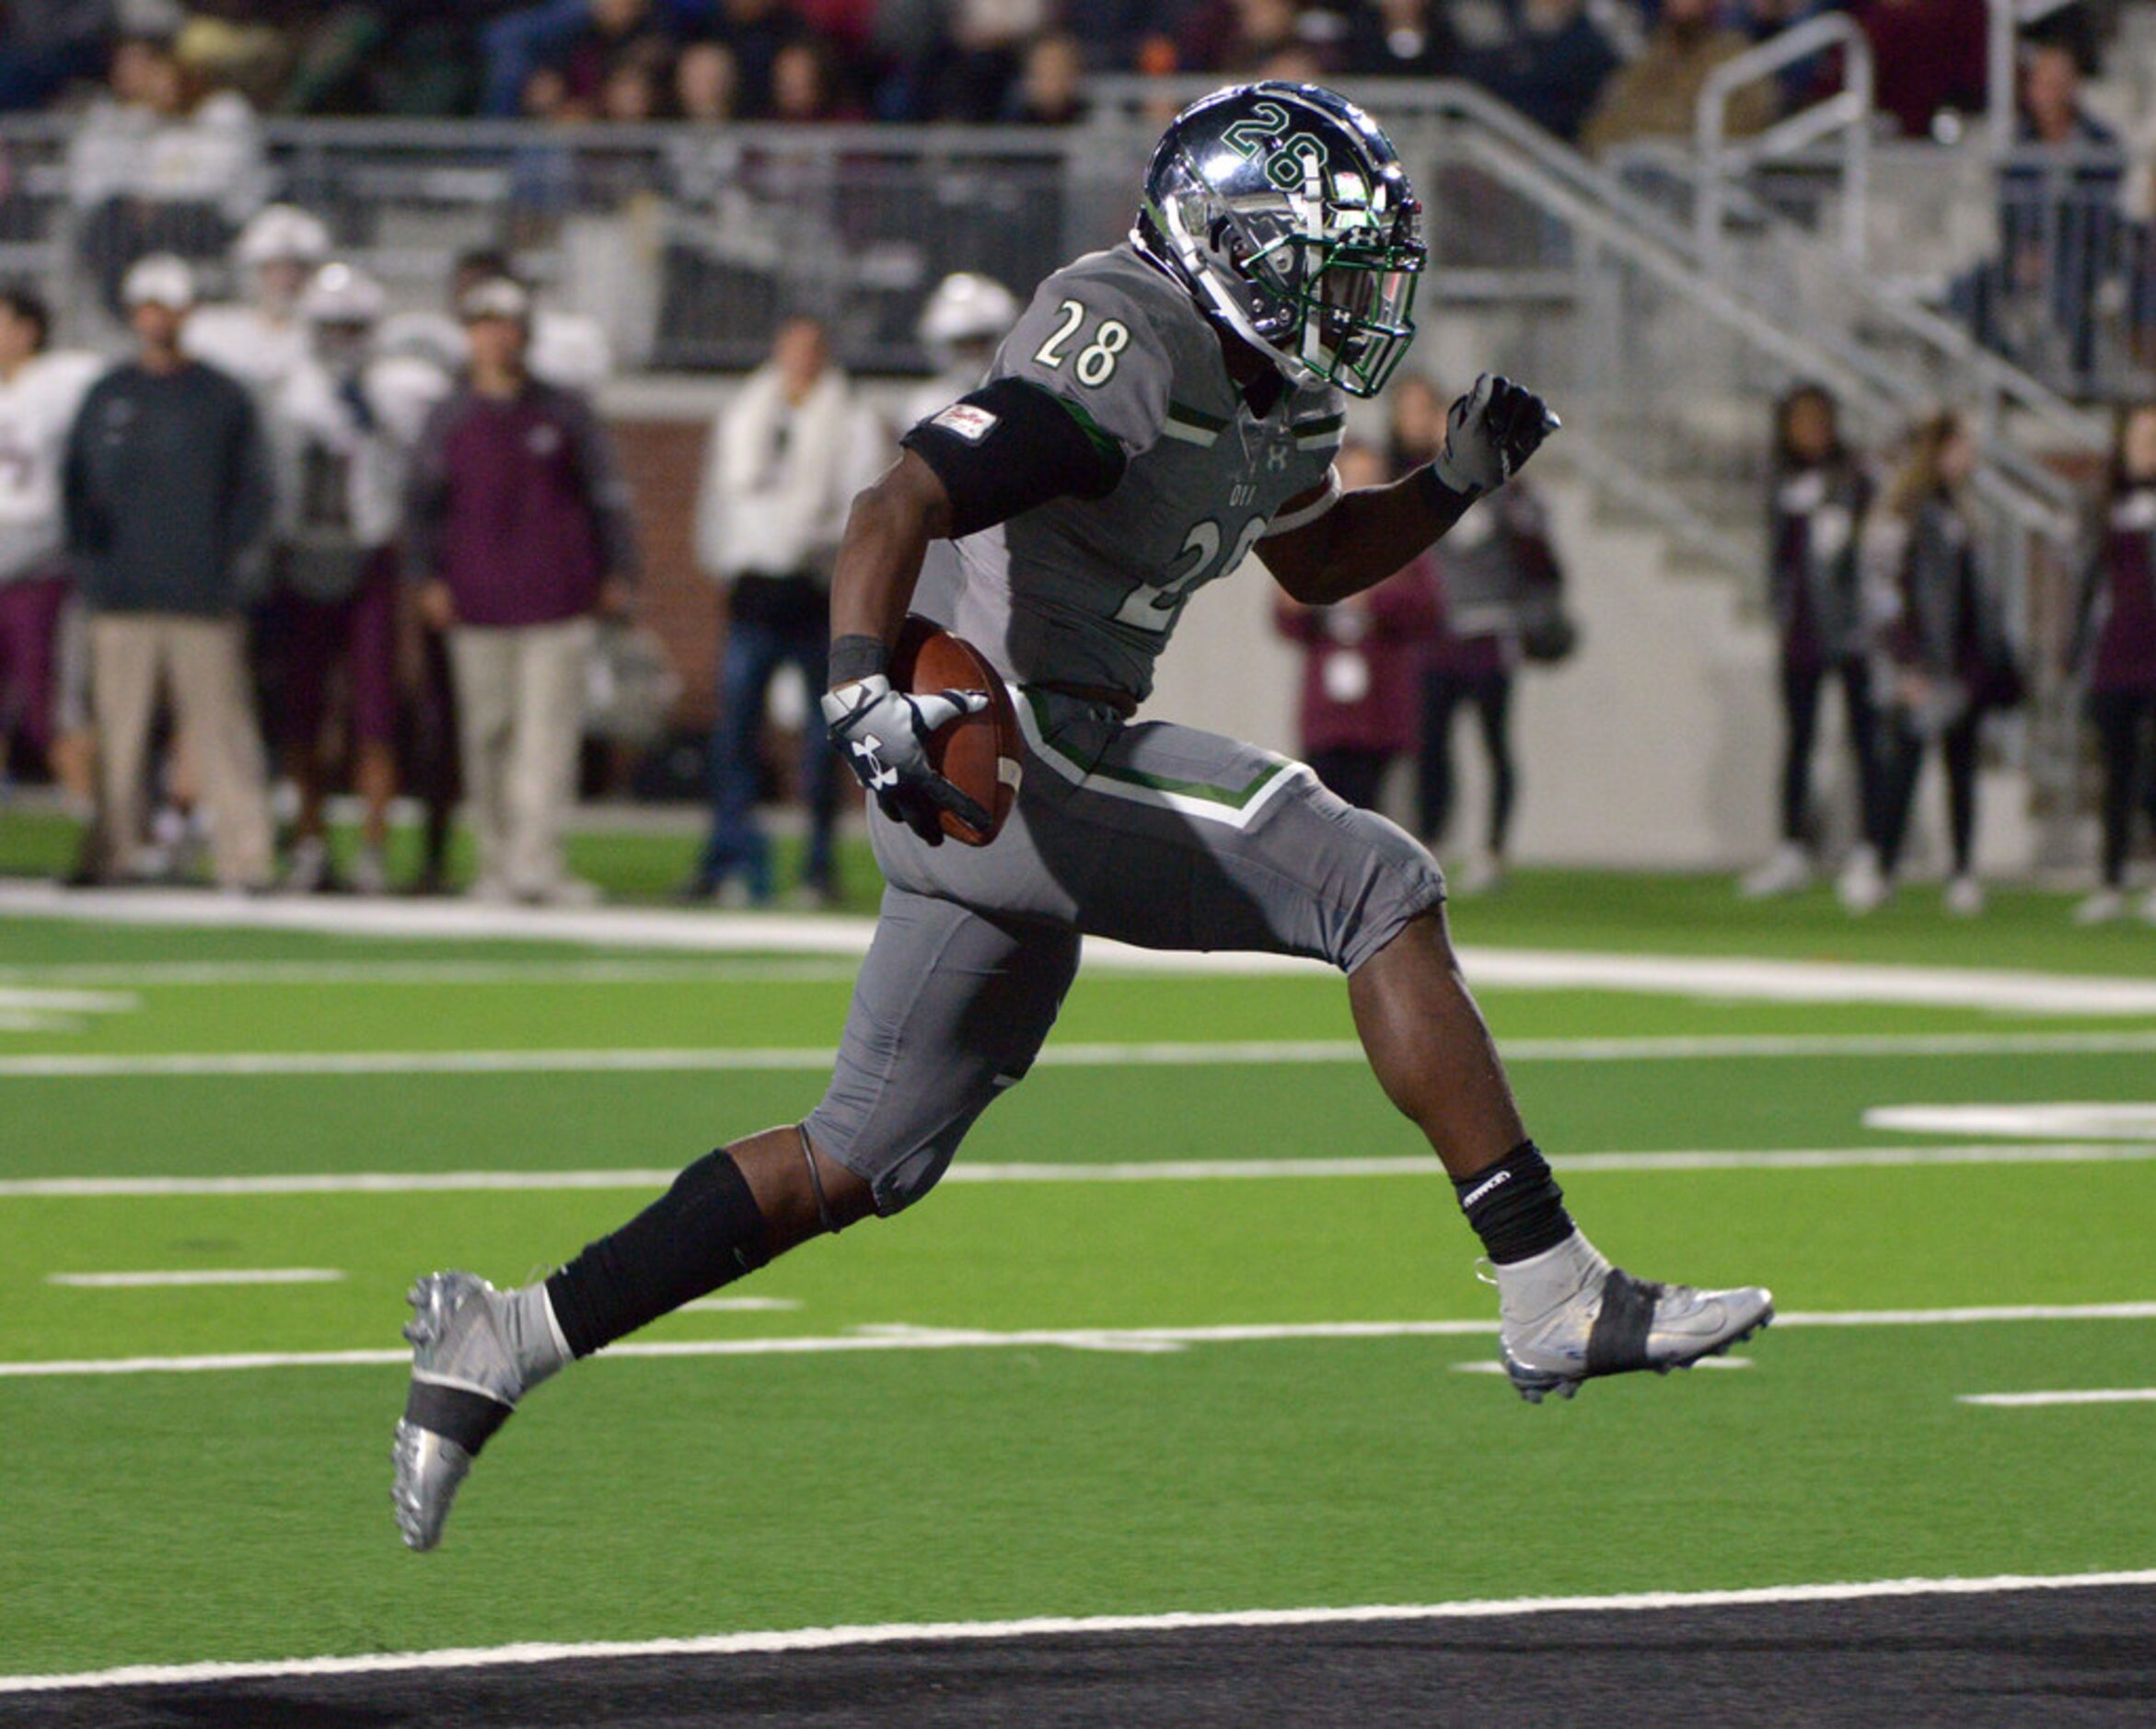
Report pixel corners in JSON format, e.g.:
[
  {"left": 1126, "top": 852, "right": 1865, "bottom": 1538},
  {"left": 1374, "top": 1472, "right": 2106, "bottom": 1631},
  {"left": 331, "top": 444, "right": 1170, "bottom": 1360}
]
[{"left": 887, "top": 615, "right": 1022, "bottom": 847}]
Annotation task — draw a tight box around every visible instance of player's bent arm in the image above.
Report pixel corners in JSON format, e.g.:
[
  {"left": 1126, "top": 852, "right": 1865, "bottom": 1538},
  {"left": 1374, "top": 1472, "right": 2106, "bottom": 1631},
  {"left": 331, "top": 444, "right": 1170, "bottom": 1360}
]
[
  {"left": 1259, "top": 468, "right": 1476, "bottom": 607},
  {"left": 827, "top": 449, "right": 954, "bottom": 677},
  {"left": 1266, "top": 372, "right": 1560, "bottom": 606}
]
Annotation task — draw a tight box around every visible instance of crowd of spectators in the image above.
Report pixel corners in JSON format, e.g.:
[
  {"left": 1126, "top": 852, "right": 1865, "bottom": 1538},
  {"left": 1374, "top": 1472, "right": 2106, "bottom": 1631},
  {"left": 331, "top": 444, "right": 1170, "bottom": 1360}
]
[
  {"left": 0, "top": 3, "right": 2115, "bottom": 146},
  {"left": 0, "top": 208, "right": 643, "bottom": 900},
  {"left": 1738, "top": 383, "right": 2156, "bottom": 924}
]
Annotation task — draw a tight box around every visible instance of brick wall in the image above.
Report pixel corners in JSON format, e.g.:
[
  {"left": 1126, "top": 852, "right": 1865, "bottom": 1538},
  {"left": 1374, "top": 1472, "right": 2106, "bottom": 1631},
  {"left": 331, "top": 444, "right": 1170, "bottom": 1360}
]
[{"left": 614, "top": 416, "right": 721, "bottom": 730}]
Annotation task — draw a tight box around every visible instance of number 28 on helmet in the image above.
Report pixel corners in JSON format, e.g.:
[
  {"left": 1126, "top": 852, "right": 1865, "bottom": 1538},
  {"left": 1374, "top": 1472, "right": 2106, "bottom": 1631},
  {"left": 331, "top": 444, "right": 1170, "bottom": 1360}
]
[{"left": 1135, "top": 81, "right": 1426, "bottom": 400}]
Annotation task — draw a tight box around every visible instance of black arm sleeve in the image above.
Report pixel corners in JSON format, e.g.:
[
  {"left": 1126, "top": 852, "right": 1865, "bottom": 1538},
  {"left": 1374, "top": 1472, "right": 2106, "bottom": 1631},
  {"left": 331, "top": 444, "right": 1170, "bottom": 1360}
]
[{"left": 899, "top": 377, "right": 1125, "bottom": 540}]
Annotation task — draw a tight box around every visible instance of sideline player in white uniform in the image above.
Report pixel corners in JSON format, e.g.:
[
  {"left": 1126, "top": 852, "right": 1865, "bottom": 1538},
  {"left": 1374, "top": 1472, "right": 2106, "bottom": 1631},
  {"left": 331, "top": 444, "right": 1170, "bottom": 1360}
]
[
  {"left": 183, "top": 203, "right": 330, "bottom": 399},
  {"left": 392, "top": 84, "right": 1773, "bottom": 1551},
  {"left": 0, "top": 288, "right": 102, "bottom": 806},
  {"left": 267, "top": 263, "right": 449, "bottom": 895},
  {"left": 901, "top": 271, "right": 1021, "bottom": 431}
]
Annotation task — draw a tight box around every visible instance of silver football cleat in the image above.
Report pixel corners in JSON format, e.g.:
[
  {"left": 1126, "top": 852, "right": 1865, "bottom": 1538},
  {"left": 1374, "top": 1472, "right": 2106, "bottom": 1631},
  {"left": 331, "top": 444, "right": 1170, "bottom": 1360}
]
[
  {"left": 390, "top": 1420, "right": 476, "bottom": 1553},
  {"left": 1495, "top": 1235, "right": 1773, "bottom": 1404},
  {"left": 391, "top": 1271, "right": 526, "bottom": 1551}
]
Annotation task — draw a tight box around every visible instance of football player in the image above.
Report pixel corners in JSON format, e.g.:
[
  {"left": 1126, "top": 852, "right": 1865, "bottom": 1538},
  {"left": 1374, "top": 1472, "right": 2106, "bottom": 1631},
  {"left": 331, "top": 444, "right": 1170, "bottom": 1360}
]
[
  {"left": 394, "top": 83, "right": 1772, "bottom": 1551},
  {"left": 183, "top": 203, "right": 330, "bottom": 400},
  {"left": 0, "top": 287, "right": 103, "bottom": 810}
]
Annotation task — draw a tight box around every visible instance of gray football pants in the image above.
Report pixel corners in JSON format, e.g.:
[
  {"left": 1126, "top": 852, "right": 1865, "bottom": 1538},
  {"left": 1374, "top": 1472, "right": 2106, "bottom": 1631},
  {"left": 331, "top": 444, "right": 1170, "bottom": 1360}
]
[{"left": 805, "top": 689, "right": 1448, "bottom": 1213}]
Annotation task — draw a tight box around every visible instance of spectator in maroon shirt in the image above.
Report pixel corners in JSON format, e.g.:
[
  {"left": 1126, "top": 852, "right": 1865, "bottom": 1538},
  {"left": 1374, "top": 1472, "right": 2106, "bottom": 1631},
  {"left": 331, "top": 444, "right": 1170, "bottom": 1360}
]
[
  {"left": 405, "top": 275, "right": 638, "bottom": 905},
  {"left": 2071, "top": 401, "right": 2156, "bottom": 924},
  {"left": 1273, "top": 440, "right": 1438, "bottom": 814}
]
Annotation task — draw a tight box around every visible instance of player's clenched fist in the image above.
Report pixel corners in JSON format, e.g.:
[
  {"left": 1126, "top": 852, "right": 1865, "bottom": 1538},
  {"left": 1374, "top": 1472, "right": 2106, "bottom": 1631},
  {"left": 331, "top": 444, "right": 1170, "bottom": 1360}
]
[
  {"left": 1432, "top": 373, "right": 1561, "bottom": 495},
  {"left": 821, "top": 675, "right": 992, "bottom": 845}
]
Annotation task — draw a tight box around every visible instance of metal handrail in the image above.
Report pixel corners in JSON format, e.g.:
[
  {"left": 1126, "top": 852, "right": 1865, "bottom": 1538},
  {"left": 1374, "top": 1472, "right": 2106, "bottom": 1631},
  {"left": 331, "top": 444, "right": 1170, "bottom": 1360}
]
[
  {"left": 0, "top": 96, "right": 2088, "bottom": 549},
  {"left": 1694, "top": 13, "right": 1872, "bottom": 271}
]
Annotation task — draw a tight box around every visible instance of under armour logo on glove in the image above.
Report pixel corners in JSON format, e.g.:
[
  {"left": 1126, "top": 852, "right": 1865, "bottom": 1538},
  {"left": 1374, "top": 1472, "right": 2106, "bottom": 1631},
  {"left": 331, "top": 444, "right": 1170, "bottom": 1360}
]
[
  {"left": 822, "top": 675, "right": 992, "bottom": 846},
  {"left": 1432, "top": 373, "right": 1560, "bottom": 495},
  {"left": 850, "top": 737, "right": 899, "bottom": 793}
]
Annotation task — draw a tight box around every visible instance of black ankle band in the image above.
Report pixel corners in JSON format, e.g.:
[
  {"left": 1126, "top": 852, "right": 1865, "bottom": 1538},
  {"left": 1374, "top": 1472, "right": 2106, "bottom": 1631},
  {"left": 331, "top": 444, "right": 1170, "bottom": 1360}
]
[
  {"left": 1454, "top": 1141, "right": 1574, "bottom": 1265},
  {"left": 545, "top": 1149, "right": 771, "bottom": 1358},
  {"left": 405, "top": 1380, "right": 514, "bottom": 1456}
]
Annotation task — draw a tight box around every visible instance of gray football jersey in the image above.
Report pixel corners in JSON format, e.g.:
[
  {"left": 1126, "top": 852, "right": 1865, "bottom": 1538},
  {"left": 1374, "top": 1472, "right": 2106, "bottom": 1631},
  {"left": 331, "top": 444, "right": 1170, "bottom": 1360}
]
[{"left": 949, "top": 244, "right": 1344, "bottom": 702}]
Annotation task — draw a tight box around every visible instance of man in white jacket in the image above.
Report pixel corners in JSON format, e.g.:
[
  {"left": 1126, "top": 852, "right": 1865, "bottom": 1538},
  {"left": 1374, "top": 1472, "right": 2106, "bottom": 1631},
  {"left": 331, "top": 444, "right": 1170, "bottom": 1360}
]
[{"left": 686, "top": 316, "right": 882, "bottom": 906}]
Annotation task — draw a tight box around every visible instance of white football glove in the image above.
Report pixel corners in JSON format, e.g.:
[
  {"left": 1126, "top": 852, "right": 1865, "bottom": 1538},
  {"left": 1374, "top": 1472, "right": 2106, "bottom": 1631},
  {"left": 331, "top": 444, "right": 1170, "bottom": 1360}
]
[
  {"left": 1432, "top": 373, "right": 1560, "bottom": 495},
  {"left": 821, "top": 674, "right": 991, "bottom": 845}
]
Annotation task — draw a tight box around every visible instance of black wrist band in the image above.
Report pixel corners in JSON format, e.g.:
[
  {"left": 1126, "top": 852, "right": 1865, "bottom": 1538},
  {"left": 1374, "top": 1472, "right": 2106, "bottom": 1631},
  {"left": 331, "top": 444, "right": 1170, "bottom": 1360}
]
[
  {"left": 829, "top": 634, "right": 889, "bottom": 688},
  {"left": 1418, "top": 462, "right": 1478, "bottom": 509}
]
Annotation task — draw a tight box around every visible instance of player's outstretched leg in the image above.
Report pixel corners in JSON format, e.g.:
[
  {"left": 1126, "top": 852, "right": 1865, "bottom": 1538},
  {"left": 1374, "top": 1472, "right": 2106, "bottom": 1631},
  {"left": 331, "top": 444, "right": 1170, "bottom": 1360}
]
[
  {"left": 393, "top": 1124, "right": 870, "bottom": 1549},
  {"left": 1350, "top": 911, "right": 1773, "bottom": 1402}
]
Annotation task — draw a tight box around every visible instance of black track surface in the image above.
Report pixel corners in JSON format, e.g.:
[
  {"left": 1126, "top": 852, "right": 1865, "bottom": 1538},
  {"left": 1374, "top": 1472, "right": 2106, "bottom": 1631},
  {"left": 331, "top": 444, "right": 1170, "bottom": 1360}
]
[{"left": 9, "top": 1584, "right": 2154, "bottom": 1727}]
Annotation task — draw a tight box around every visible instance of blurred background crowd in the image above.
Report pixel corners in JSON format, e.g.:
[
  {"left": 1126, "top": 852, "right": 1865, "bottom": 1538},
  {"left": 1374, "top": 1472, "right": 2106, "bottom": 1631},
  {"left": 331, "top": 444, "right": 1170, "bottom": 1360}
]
[{"left": 0, "top": 0, "right": 2132, "bottom": 135}]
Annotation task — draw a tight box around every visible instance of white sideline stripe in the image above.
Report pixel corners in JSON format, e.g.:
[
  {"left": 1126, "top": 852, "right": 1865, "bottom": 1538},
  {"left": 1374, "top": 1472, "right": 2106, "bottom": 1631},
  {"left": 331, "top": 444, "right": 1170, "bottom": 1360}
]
[
  {"left": 6, "top": 1571, "right": 2155, "bottom": 1695},
  {"left": 45, "top": 1268, "right": 342, "bottom": 1288},
  {"left": 11, "top": 1029, "right": 2156, "bottom": 1082},
  {"left": 3, "top": 1304, "right": 2152, "bottom": 1379},
  {"left": 6, "top": 1143, "right": 2156, "bottom": 1201},
  {"left": 0, "top": 987, "right": 136, "bottom": 1013},
  {"left": 9, "top": 880, "right": 2156, "bottom": 1015},
  {"left": 1960, "top": 1388, "right": 2156, "bottom": 1408}
]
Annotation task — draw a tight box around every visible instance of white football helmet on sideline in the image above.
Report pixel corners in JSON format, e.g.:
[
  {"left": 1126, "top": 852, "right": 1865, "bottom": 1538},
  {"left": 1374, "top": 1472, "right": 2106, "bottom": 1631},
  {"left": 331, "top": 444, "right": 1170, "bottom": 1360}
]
[
  {"left": 917, "top": 272, "right": 1019, "bottom": 372},
  {"left": 236, "top": 204, "right": 331, "bottom": 270},
  {"left": 298, "top": 261, "right": 388, "bottom": 330}
]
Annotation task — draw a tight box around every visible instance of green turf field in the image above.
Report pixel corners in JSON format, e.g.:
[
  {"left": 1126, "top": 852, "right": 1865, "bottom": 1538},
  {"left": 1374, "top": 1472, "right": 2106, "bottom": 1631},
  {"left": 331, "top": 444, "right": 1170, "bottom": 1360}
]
[{"left": 1, "top": 875, "right": 2153, "bottom": 1685}]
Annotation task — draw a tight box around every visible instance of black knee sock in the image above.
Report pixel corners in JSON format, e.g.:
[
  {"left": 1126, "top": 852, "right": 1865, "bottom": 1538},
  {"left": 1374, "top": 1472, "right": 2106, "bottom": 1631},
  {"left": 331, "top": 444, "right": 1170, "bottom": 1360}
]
[
  {"left": 1454, "top": 1141, "right": 1574, "bottom": 1264},
  {"left": 545, "top": 1148, "right": 771, "bottom": 1358}
]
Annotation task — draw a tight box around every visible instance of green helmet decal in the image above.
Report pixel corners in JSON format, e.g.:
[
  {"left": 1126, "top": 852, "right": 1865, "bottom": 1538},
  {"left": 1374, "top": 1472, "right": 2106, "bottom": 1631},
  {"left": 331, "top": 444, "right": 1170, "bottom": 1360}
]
[{"left": 1136, "top": 82, "right": 1426, "bottom": 399}]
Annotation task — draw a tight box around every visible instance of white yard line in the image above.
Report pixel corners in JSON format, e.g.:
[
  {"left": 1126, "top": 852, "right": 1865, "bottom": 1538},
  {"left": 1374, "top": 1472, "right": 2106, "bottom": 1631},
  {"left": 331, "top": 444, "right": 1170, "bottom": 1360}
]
[
  {"left": 6, "top": 1143, "right": 2155, "bottom": 1201},
  {"left": 6, "top": 879, "right": 2156, "bottom": 1014},
  {"left": 45, "top": 1269, "right": 342, "bottom": 1288},
  {"left": 9, "top": 1029, "right": 2156, "bottom": 1082},
  {"left": 1960, "top": 1388, "right": 2156, "bottom": 1408},
  {"left": 2, "top": 1304, "right": 2151, "bottom": 1380},
  {"left": 4, "top": 1570, "right": 2153, "bottom": 1695}
]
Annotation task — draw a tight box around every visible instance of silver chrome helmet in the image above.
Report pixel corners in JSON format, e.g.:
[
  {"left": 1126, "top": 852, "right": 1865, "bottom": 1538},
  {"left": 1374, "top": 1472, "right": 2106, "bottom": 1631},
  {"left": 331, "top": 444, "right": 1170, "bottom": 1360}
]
[{"left": 1134, "top": 81, "right": 1425, "bottom": 399}]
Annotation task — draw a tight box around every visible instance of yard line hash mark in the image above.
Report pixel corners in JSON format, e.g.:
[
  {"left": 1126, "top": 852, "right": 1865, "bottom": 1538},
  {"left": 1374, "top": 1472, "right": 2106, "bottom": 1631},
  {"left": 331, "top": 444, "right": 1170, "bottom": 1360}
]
[
  {"left": 1959, "top": 1388, "right": 2156, "bottom": 1408},
  {"left": 45, "top": 1269, "right": 344, "bottom": 1288},
  {"left": 4, "top": 1571, "right": 2154, "bottom": 1696}
]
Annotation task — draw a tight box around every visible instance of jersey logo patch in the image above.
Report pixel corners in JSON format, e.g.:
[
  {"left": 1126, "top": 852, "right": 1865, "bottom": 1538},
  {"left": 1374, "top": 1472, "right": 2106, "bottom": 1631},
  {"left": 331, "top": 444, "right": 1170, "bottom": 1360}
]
[{"left": 932, "top": 403, "right": 999, "bottom": 443}]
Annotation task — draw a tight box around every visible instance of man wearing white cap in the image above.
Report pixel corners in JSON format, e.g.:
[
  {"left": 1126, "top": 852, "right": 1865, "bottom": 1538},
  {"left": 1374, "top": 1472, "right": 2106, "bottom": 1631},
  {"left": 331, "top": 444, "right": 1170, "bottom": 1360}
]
[
  {"left": 184, "top": 202, "right": 330, "bottom": 399},
  {"left": 64, "top": 252, "right": 274, "bottom": 888},
  {"left": 405, "top": 274, "right": 637, "bottom": 905}
]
